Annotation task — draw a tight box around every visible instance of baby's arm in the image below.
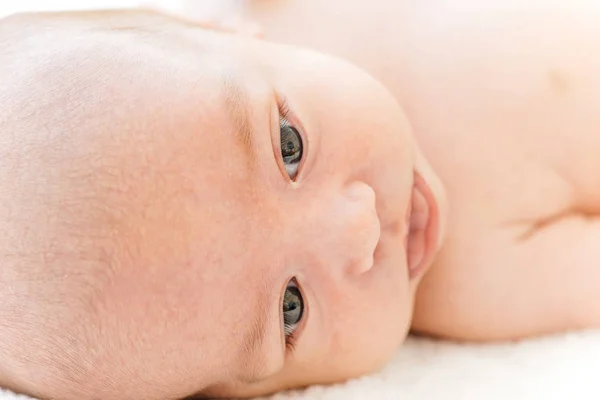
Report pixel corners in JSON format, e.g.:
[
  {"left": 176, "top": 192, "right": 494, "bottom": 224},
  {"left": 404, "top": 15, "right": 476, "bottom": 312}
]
[{"left": 500, "top": 212, "right": 600, "bottom": 338}]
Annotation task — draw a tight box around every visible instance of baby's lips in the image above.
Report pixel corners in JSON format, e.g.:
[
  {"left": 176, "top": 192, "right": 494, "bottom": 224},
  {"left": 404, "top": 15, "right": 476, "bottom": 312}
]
[
  {"left": 407, "top": 184, "right": 428, "bottom": 275},
  {"left": 407, "top": 172, "right": 440, "bottom": 279}
]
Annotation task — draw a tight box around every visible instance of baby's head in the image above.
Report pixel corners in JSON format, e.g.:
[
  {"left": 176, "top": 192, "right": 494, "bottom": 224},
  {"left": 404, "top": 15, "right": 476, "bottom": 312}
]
[{"left": 0, "top": 10, "right": 445, "bottom": 399}]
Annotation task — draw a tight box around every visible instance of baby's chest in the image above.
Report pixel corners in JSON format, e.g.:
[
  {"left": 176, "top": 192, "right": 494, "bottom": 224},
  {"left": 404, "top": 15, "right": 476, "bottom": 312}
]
[{"left": 411, "top": 124, "right": 600, "bottom": 340}]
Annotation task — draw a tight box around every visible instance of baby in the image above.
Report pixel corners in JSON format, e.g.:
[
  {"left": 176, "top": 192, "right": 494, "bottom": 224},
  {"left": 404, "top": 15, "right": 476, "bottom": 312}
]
[{"left": 0, "top": 1, "right": 599, "bottom": 399}]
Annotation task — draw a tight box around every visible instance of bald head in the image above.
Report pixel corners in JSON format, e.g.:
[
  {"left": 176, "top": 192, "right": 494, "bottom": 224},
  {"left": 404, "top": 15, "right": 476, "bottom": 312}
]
[
  {"left": 0, "top": 7, "right": 428, "bottom": 400},
  {"left": 0, "top": 10, "right": 262, "bottom": 399}
]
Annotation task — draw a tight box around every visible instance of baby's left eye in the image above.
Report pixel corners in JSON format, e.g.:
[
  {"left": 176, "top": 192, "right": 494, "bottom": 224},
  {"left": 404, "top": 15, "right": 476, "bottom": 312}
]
[
  {"left": 282, "top": 279, "right": 304, "bottom": 338},
  {"left": 279, "top": 116, "right": 303, "bottom": 180}
]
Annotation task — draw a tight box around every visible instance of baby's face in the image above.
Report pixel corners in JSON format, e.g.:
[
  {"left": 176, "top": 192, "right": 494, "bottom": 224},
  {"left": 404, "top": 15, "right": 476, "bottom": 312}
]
[{"left": 2, "top": 10, "right": 442, "bottom": 399}]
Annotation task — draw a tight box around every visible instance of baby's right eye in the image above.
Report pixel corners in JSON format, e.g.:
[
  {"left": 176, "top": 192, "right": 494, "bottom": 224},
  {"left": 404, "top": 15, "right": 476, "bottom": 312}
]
[{"left": 279, "top": 114, "right": 303, "bottom": 181}]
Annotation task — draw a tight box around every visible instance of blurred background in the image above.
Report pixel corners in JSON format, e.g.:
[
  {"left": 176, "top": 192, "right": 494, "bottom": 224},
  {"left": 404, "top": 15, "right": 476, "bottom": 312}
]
[{"left": 0, "top": 0, "right": 243, "bottom": 20}]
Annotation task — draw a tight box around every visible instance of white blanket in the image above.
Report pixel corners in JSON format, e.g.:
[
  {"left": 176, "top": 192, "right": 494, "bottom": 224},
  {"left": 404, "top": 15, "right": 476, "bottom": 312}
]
[
  {"left": 2, "top": 2, "right": 600, "bottom": 399},
  {"left": 262, "top": 331, "right": 600, "bottom": 400}
]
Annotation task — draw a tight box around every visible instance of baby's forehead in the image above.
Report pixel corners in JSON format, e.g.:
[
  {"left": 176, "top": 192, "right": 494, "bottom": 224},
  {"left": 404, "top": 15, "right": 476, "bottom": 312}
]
[
  {"left": 0, "top": 11, "right": 298, "bottom": 398},
  {"left": 4, "top": 14, "right": 279, "bottom": 230},
  {"left": 1, "top": 9, "right": 284, "bottom": 256}
]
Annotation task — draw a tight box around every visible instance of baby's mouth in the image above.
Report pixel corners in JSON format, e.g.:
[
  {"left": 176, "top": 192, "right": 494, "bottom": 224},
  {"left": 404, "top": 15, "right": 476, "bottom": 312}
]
[{"left": 406, "top": 172, "right": 440, "bottom": 279}]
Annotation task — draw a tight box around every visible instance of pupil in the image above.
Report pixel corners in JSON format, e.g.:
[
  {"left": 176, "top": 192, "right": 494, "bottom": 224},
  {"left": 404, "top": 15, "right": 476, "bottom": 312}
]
[
  {"left": 281, "top": 126, "right": 302, "bottom": 163},
  {"left": 283, "top": 286, "right": 303, "bottom": 325}
]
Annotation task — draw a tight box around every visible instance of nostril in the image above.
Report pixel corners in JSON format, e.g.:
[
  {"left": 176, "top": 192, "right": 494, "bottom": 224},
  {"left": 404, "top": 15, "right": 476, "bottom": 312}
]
[
  {"left": 351, "top": 213, "right": 381, "bottom": 275},
  {"left": 353, "top": 251, "right": 375, "bottom": 276}
]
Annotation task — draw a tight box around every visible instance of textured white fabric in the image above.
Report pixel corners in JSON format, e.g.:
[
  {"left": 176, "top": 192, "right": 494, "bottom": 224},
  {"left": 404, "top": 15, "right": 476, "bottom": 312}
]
[
  {"left": 260, "top": 331, "right": 600, "bottom": 400},
  {"left": 2, "top": 2, "right": 600, "bottom": 400}
]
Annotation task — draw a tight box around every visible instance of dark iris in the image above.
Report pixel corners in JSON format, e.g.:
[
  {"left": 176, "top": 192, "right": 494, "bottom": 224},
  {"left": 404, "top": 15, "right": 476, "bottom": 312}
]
[
  {"left": 280, "top": 122, "right": 302, "bottom": 165},
  {"left": 283, "top": 285, "right": 304, "bottom": 327}
]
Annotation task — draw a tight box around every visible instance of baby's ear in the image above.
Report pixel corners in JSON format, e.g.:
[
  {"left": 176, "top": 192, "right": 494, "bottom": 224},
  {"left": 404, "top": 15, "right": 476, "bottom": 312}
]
[{"left": 139, "top": 3, "right": 263, "bottom": 38}]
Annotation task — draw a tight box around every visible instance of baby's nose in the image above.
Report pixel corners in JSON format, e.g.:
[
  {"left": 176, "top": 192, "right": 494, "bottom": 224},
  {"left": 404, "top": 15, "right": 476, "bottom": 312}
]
[{"left": 315, "top": 182, "right": 381, "bottom": 277}]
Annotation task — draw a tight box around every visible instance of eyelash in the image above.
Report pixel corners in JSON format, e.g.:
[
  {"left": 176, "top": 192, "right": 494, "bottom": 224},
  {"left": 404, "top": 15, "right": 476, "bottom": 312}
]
[
  {"left": 278, "top": 97, "right": 292, "bottom": 124},
  {"left": 285, "top": 324, "right": 299, "bottom": 353}
]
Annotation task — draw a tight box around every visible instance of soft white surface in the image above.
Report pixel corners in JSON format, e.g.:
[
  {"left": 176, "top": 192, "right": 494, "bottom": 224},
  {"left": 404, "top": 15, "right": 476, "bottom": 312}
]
[
  {"left": 261, "top": 331, "right": 600, "bottom": 400},
  {"left": 3, "top": 1, "right": 600, "bottom": 399}
]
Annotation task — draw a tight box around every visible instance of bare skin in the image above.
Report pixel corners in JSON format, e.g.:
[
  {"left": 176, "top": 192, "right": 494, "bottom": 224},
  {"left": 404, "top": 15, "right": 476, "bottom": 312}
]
[
  {"left": 2, "top": 2, "right": 600, "bottom": 399},
  {"left": 0, "top": 9, "right": 444, "bottom": 400},
  {"left": 245, "top": 0, "right": 600, "bottom": 340}
]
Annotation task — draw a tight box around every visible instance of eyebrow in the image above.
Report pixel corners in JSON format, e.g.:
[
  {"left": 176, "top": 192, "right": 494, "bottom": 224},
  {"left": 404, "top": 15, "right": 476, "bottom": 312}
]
[
  {"left": 238, "top": 306, "right": 271, "bottom": 384},
  {"left": 221, "top": 75, "right": 258, "bottom": 168},
  {"left": 237, "top": 277, "right": 277, "bottom": 385},
  {"left": 188, "top": 291, "right": 274, "bottom": 398}
]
